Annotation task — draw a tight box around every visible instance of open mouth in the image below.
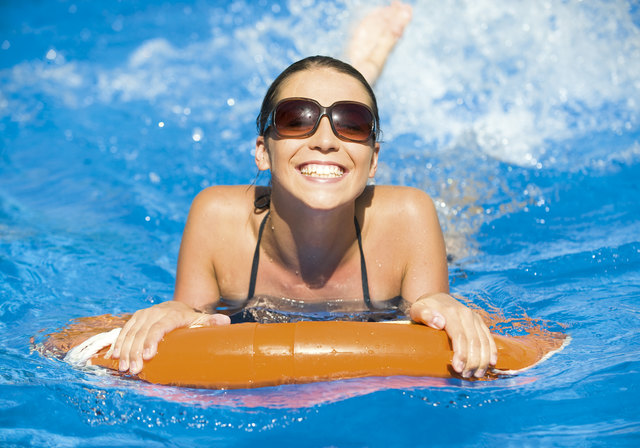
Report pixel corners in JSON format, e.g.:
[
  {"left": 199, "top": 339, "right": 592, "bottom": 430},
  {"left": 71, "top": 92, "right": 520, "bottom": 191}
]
[{"left": 299, "top": 164, "right": 345, "bottom": 179}]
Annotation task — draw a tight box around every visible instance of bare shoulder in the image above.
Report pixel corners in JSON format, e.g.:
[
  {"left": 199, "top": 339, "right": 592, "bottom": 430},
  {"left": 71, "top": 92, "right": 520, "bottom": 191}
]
[
  {"left": 361, "top": 185, "right": 438, "bottom": 222},
  {"left": 189, "top": 185, "right": 266, "bottom": 221},
  {"left": 192, "top": 185, "right": 255, "bottom": 211},
  {"left": 357, "top": 186, "right": 447, "bottom": 299},
  {"left": 185, "top": 185, "right": 267, "bottom": 237}
]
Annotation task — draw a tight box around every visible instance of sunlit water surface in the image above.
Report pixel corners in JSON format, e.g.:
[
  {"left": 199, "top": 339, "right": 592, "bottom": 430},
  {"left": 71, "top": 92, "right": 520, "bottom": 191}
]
[{"left": 1, "top": 0, "right": 639, "bottom": 446}]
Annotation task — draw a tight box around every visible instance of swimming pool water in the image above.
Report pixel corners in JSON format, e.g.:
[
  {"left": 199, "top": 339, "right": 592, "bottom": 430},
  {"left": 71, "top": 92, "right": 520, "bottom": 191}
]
[{"left": 1, "top": 0, "right": 639, "bottom": 446}]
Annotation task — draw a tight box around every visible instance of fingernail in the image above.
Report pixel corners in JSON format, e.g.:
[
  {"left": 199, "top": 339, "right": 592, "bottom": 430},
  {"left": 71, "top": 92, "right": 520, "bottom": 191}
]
[
  {"left": 476, "top": 369, "right": 486, "bottom": 378},
  {"left": 130, "top": 361, "right": 138, "bottom": 373},
  {"left": 143, "top": 348, "right": 151, "bottom": 359},
  {"left": 454, "top": 359, "right": 464, "bottom": 373},
  {"left": 432, "top": 315, "right": 445, "bottom": 329},
  {"left": 491, "top": 354, "right": 497, "bottom": 365},
  {"left": 462, "top": 370, "right": 471, "bottom": 378},
  {"left": 119, "top": 360, "right": 128, "bottom": 372}
]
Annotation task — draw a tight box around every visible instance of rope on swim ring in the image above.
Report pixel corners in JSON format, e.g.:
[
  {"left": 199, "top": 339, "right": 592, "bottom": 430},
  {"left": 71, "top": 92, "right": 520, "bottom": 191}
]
[
  {"left": 63, "top": 317, "right": 213, "bottom": 368},
  {"left": 64, "top": 328, "right": 121, "bottom": 367}
]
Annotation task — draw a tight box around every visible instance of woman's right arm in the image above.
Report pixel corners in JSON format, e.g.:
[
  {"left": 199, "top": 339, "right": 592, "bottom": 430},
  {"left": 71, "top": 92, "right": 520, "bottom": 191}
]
[{"left": 111, "top": 188, "right": 232, "bottom": 375}]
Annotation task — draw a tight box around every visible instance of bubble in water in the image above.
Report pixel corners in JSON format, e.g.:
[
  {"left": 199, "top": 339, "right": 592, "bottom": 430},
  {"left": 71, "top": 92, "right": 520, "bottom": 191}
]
[
  {"left": 148, "top": 172, "right": 161, "bottom": 184},
  {"left": 192, "top": 127, "right": 204, "bottom": 142}
]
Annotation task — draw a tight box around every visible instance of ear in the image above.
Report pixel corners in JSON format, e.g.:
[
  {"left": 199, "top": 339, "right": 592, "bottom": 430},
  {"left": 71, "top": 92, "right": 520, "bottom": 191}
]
[
  {"left": 255, "top": 136, "right": 271, "bottom": 171},
  {"left": 368, "top": 142, "right": 380, "bottom": 178}
]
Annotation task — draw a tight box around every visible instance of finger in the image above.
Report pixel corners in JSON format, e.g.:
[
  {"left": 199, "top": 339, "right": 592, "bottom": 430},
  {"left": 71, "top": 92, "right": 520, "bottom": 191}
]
[
  {"left": 130, "top": 307, "right": 189, "bottom": 373},
  {"left": 141, "top": 322, "right": 163, "bottom": 360},
  {"left": 471, "top": 318, "right": 496, "bottom": 378},
  {"left": 468, "top": 316, "right": 489, "bottom": 378},
  {"left": 468, "top": 316, "right": 500, "bottom": 378},
  {"left": 111, "top": 313, "right": 139, "bottom": 359},
  {"left": 111, "top": 310, "right": 146, "bottom": 362},
  {"left": 118, "top": 310, "right": 154, "bottom": 372},
  {"left": 141, "top": 311, "right": 230, "bottom": 361},
  {"left": 442, "top": 313, "right": 467, "bottom": 374},
  {"left": 117, "top": 323, "right": 136, "bottom": 372},
  {"left": 128, "top": 321, "right": 155, "bottom": 375},
  {"left": 188, "top": 312, "right": 231, "bottom": 328},
  {"left": 142, "top": 313, "right": 186, "bottom": 361},
  {"left": 458, "top": 311, "right": 482, "bottom": 378},
  {"left": 209, "top": 313, "right": 231, "bottom": 325},
  {"left": 488, "top": 324, "right": 498, "bottom": 366},
  {"left": 410, "top": 300, "right": 446, "bottom": 330}
]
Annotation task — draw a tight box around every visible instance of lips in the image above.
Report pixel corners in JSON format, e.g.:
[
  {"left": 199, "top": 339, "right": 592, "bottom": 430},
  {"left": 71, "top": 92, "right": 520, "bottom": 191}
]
[{"left": 299, "top": 163, "right": 345, "bottom": 178}]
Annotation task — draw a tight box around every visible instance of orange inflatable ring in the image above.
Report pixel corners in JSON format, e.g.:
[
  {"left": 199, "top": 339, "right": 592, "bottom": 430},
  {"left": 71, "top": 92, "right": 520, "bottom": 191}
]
[{"left": 42, "top": 315, "right": 568, "bottom": 389}]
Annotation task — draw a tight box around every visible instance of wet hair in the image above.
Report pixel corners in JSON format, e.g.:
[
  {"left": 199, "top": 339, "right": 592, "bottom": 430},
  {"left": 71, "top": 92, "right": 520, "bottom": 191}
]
[{"left": 256, "top": 55, "right": 381, "bottom": 142}]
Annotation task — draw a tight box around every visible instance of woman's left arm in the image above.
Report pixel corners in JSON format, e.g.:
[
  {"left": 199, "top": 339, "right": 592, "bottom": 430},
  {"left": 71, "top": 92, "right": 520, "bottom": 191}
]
[{"left": 397, "top": 188, "right": 497, "bottom": 378}]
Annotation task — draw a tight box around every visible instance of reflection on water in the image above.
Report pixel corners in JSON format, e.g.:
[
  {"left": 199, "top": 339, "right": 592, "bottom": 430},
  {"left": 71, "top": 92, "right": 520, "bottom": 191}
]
[{"left": 216, "top": 295, "right": 409, "bottom": 323}]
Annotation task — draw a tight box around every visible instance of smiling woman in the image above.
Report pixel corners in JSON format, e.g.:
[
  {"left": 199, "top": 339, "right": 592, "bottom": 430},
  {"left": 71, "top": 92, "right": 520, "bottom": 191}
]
[{"left": 110, "top": 54, "right": 499, "bottom": 381}]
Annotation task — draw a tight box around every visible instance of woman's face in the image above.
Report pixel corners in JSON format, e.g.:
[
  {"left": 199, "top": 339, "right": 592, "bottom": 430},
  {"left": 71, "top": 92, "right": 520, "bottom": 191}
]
[{"left": 255, "top": 67, "right": 380, "bottom": 212}]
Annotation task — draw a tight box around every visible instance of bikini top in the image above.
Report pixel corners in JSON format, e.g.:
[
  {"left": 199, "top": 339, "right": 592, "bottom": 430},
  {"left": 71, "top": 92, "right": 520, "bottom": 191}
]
[{"left": 247, "top": 211, "right": 374, "bottom": 309}]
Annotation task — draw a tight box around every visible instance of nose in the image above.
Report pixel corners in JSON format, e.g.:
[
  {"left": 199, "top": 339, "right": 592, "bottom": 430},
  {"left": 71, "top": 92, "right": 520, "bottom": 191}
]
[{"left": 308, "top": 114, "right": 340, "bottom": 152}]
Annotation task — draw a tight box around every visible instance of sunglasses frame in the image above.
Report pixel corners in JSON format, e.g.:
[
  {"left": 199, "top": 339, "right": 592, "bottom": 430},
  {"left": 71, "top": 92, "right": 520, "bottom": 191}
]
[{"left": 265, "top": 97, "right": 377, "bottom": 143}]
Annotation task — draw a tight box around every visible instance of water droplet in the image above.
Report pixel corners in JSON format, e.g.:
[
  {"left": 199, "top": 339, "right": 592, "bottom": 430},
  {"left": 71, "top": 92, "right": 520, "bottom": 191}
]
[
  {"left": 149, "top": 172, "right": 161, "bottom": 184},
  {"left": 112, "top": 17, "right": 123, "bottom": 32},
  {"left": 192, "top": 127, "right": 203, "bottom": 142}
]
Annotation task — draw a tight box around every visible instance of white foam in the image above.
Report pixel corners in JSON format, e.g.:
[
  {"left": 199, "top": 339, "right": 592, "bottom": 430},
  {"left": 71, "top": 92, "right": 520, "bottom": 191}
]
[
  {"left": 1, "top": 0, "right": 638, "bottom": 167},
  {"left": 373, "top": 0, "right": 640, "bottom": 165}
]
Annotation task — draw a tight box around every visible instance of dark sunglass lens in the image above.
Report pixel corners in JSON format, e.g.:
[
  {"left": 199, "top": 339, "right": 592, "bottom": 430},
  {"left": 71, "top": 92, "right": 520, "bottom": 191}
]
[
  {"left": 332, "top": 103, "right": 374, "bottom": 141},
  {"left": 274, "top": 100, "right": 318, "bottom": 137}
]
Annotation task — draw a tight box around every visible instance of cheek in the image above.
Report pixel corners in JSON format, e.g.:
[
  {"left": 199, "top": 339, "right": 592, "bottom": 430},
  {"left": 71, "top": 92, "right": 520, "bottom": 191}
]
[
  {"left": 264, "top": 148, "right": 291, "bottom": 176},
  {"left": 356, "top": 148, "right": 376, "bottom": 168},
  {"left": 270, "top": 141, "right": 297, "bottom": 165}
]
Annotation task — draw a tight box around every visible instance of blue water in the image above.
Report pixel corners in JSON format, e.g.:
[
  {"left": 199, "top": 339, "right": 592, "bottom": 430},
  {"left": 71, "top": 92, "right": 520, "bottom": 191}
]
[{"left": 1, "top": 0, "right": 640, "bottom": 446}]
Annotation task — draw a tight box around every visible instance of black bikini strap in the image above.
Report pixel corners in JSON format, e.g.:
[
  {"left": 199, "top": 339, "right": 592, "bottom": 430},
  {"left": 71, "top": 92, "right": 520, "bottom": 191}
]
[
  {"left": 249, "top": 212, "right": 372, "bottom": 307},
  {"left": 247, "top": 211, "right": 269, "bottom": 299},
  {"left": 354, "top": 216, "right": 373, "bottom": 310}
]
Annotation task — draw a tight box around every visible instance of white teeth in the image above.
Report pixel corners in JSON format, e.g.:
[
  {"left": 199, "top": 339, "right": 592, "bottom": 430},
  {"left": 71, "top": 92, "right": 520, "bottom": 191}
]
[{"left": 300, "top": 164, "right": 344, "bottom": 178}]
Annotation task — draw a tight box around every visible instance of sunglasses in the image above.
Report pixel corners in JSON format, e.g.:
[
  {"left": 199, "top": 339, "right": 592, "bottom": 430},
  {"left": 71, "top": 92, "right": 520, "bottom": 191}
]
[{"left": 265, "top": 97, "right": 377, "bottom": 143}]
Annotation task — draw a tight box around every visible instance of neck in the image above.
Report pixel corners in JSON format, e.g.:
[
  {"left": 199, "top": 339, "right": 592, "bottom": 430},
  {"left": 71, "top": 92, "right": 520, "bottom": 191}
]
[{"left": 264, "top": 191, "right": 359, "bottom": 287}]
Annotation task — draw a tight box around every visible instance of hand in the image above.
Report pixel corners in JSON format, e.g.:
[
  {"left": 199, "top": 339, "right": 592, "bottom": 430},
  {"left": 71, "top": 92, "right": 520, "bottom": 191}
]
[
  {"left": 110, "top": 300, "right": 230, "bottom": 375},
  {"left": 410, "top": 293, "right": 497, "bottom": 378}
]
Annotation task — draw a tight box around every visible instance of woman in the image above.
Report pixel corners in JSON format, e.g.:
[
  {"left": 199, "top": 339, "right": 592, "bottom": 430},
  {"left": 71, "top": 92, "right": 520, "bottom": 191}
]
[{"left": 111, "top": 55, "right": 497, "bottom": 379}]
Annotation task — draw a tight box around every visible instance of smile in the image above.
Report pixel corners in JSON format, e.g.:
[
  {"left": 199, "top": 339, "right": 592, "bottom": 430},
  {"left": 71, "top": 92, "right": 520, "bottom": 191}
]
[{"left": 299, "top": 164, "right": 345, "bottom": 178}]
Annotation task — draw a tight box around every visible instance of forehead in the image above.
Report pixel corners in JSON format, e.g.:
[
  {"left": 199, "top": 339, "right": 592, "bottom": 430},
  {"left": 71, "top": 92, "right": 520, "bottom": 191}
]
[{"left": 276, "top": 68, "right": 373, "bottom": 107}]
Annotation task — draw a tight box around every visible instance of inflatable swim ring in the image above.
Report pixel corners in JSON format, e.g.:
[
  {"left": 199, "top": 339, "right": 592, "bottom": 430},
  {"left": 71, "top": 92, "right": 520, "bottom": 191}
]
[{"left": 41, "top": 314, "right": 568, "bottom": 389}]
